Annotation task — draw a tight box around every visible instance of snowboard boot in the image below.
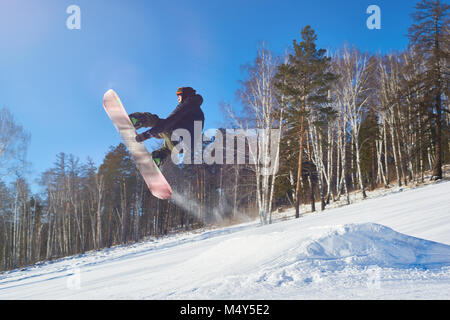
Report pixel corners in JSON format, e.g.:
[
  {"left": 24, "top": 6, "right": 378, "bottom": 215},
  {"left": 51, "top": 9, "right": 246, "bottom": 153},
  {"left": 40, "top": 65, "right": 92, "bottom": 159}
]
[{"left": 152, "top": 149, "right": 170, "bottom": 169}]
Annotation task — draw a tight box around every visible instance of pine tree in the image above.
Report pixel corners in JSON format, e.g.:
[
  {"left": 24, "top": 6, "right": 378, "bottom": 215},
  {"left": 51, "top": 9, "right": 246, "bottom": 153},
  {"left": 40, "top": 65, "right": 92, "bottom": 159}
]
[
  {"left": 408, "top": 0, "right": 449, "bottom": 180},
  {"left": 275, "top": 26, "right": 337, "bottom": 218},
  {"left": 359, "top": 107, "right": 380, "bottom": 190},
  {"left": 99, "top": 144, "right": 137, "bottom": 244}
]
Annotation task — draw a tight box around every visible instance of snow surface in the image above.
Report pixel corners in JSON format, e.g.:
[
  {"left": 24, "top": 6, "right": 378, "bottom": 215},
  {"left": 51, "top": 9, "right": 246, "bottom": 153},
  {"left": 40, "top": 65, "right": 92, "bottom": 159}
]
[{"left": 0, "top": 180, "right": 449, "bottom": 300}]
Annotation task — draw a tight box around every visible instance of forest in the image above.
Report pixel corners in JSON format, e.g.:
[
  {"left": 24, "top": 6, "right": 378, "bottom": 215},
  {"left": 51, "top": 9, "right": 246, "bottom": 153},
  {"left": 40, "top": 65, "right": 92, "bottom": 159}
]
[{"left": 0, "top": 0, "right": 448, "bottom": 272}]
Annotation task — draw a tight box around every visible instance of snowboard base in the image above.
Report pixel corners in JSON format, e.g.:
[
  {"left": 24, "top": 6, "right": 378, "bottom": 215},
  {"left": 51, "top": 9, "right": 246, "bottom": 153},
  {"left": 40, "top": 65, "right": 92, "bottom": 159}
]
[{"left": 103, "top": 89, "right": 172, "bottom": 200}]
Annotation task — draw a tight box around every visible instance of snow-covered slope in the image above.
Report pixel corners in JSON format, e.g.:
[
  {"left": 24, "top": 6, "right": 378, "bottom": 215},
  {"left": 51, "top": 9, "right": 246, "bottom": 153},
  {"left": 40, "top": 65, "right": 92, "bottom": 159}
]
[{"left": 1, "top": 181, "right": 449, "bottom": 299}]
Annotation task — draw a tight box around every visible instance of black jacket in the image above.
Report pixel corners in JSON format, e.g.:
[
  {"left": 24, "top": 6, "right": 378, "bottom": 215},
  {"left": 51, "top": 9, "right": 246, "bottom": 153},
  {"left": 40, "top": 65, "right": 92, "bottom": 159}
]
[{"left": 149, "top": 94, "right": 204, "bottom": 136}]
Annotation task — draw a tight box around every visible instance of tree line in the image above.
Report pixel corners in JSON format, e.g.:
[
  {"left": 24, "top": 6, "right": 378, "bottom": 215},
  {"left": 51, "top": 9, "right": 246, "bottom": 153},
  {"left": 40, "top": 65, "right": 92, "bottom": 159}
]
[
  {"left": 230, "top": 0, "right": 448, "bottom": 219},
  {"left": 0, "top": 0, "right": 448, "bottom": 272},
  {"left": 0, "top": 142, "right": 258, "bottom": 271}
]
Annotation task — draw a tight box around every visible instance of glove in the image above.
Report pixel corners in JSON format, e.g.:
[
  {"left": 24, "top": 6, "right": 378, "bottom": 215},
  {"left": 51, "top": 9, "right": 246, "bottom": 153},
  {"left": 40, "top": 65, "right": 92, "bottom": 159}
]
[
  {"left": 135, "top": 130, "right": 153, "bottom": 143},
  {"left": 129, "top": 112, "right": 160, "bottom": 129},
  {"left": 129, "top": 113, "right": 145, "bottom": 129}
]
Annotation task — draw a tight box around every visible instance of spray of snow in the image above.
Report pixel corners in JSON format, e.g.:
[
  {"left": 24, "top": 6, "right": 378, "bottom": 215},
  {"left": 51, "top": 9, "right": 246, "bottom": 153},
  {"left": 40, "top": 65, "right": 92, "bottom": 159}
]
[
  {"left": 170, "top": 191, "right": 223, "bottom": 223},
  {"left": 170, "top": 191, "right": 253, "bottom": 225}
]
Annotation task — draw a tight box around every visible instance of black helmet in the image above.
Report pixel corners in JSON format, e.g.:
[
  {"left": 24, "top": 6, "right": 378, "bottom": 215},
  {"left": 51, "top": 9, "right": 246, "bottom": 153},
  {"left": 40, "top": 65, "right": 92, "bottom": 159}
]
[{"left": 176, "top": 87, "right": 196, "bottom": 98}]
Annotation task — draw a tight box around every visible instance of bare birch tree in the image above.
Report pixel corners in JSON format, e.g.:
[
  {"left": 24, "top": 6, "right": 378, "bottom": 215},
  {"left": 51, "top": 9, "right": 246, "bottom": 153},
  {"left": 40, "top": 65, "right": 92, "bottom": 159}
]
[
  {"left": 333, "top": 47, "right": 370, "bottom": 198},
  {"left": 0, "top": 107, "right": 30, "bottom": 178},
  {"left": 235, "top": 44, "right": 282, "bottom": 225}
]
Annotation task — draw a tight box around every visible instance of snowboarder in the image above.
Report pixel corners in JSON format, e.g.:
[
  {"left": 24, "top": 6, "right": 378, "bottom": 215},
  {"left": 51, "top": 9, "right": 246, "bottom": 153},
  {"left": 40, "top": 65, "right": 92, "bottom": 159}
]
[{"left": 128, "top": 87, "right": 204, "bottom": 167}]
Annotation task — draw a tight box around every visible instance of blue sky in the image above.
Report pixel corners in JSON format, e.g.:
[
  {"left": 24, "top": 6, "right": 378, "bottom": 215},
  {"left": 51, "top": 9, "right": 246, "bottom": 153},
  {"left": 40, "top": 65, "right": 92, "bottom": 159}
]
[{"left": 0, "top": 0, "right": 416, "bottom": 190}]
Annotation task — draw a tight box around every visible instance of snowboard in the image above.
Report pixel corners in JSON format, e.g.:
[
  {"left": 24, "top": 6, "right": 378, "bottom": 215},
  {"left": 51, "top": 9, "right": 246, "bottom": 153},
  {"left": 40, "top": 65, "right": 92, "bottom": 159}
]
[{"left": 103, "top": 89, "right": 172, "bottom": 200}]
